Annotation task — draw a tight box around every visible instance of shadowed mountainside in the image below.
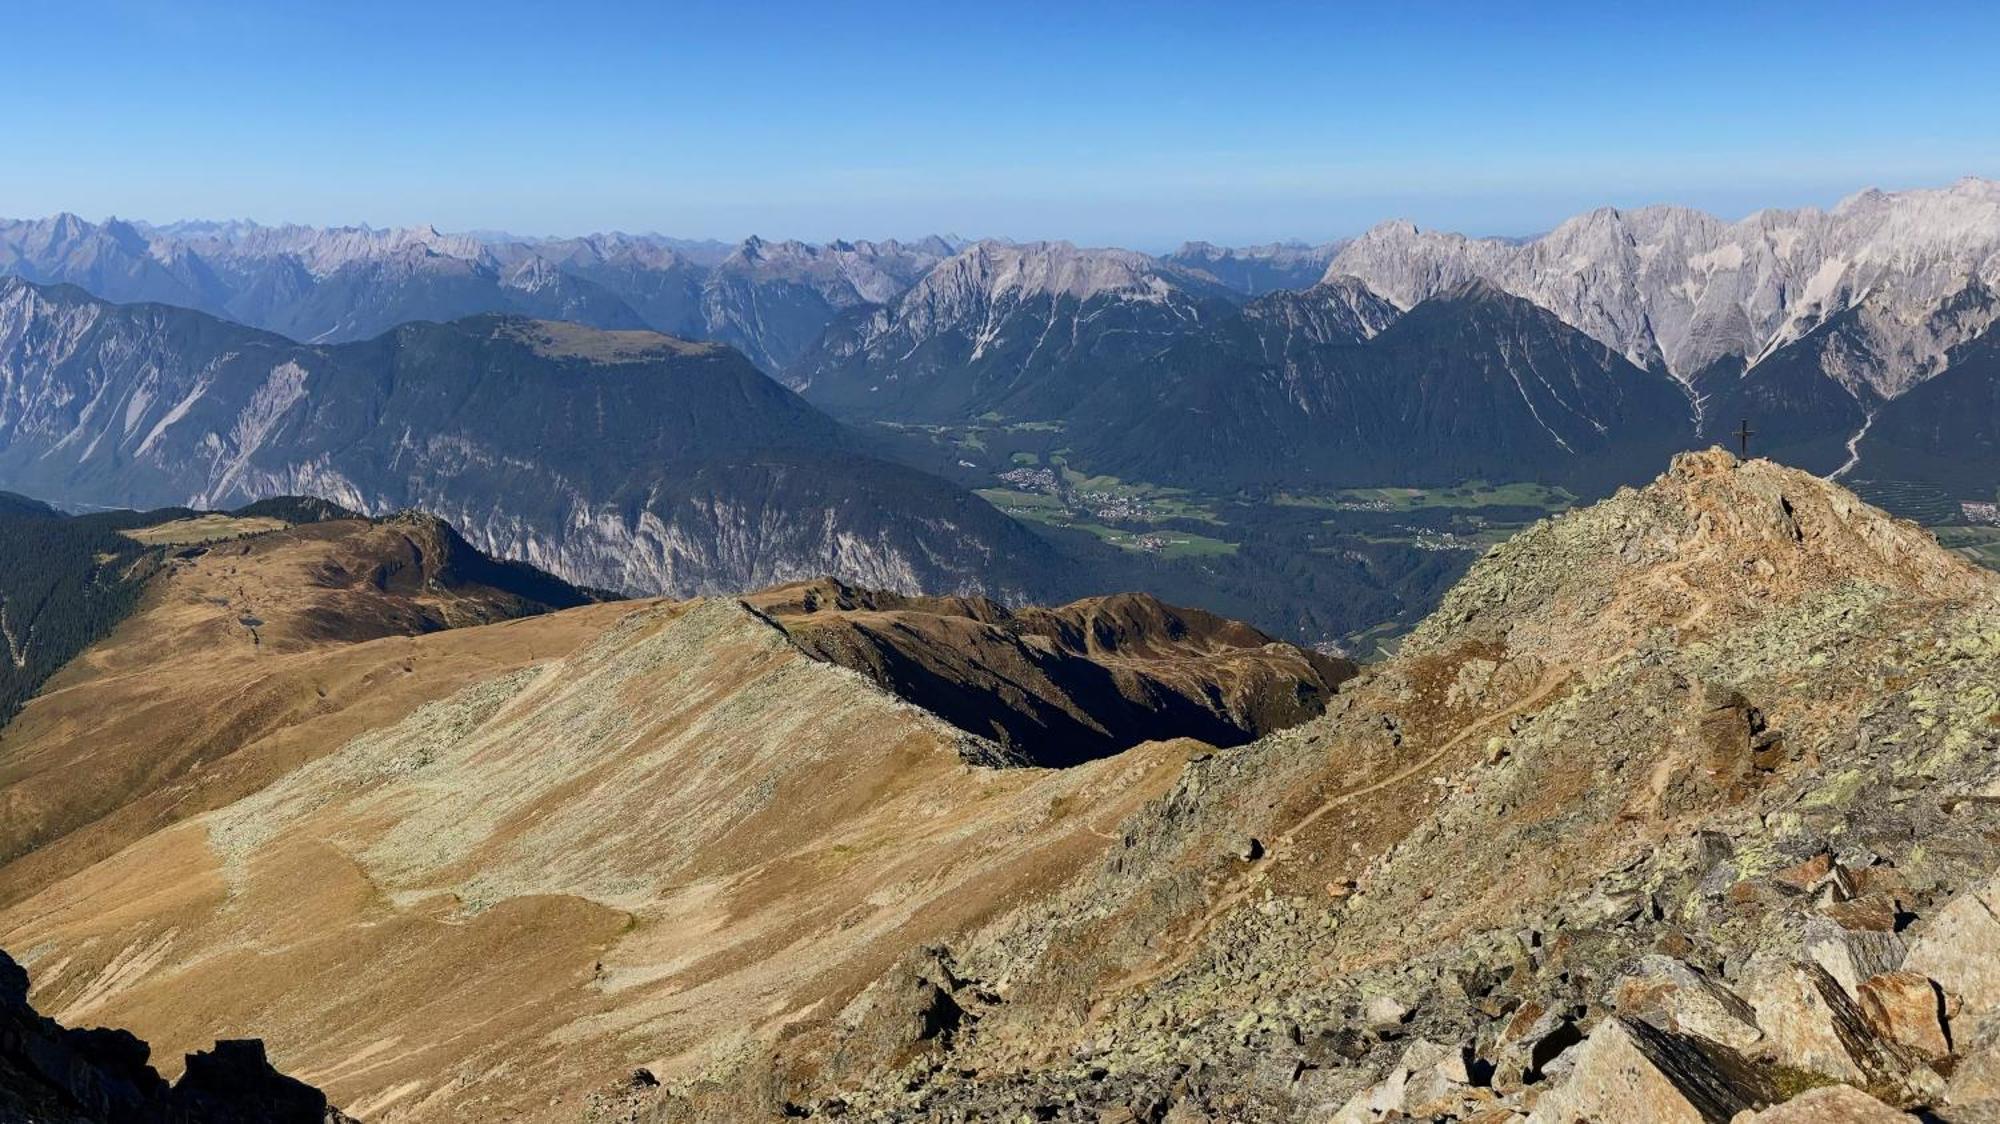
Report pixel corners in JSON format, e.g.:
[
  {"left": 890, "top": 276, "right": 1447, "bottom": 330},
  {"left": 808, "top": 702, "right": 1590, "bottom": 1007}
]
[
  {"left": 0, "top": 277, "right": 1071, "bottom": 603},
  {"left": 748, "top": 578, "right": 1354, "bottom": 766},
  {"left": 0, "top": 949, "right": 350, "bottom": 1123}
]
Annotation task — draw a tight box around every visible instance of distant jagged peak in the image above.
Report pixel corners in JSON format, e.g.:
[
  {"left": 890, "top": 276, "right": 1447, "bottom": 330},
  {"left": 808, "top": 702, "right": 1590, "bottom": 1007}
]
[
  {"left": 207, "top": 221, "right": 495, "bottom": 275},
  {"left": 1169, "top": 237, "right": 1342, "bottom": 261},
  {"left": 1407, "top": 448, "right": 1990, "bottom": 663},
  {"left": 908, "top": 238, "right": 1218, "bottom": 307},
  {"left": 711, "top": 233, "right": 958, "bottom": 304},
  {"left": 1242, "top": 273, "right": 1401, "bottom": 341},
  {"left": 720, "top": 232, "right": 958, "bottom": 266}
]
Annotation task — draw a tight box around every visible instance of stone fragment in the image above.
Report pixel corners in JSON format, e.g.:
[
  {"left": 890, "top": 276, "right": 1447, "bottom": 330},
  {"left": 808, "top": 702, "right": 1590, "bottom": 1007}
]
[
  {"left": 1491, "top": 1007, "right": 1583, "bottom": 1088},
  {"left": 1903, "top": 874, "right": 2000, "bottom": 1018},
  {"left": 1697, "top": 683, "right": 1771, "bottom": 798},
  {"left": 1804, "top": 916, "right": 1907, "bottom": 997},
  {"left": 1728, "top": 1084, "right": 1912, "bottom": 1121},
  {"left": 1942, "top": 1011, "right": 2000, "bottom": 1120},
  {"left": 1398, "top": 1039, "right": 1475, "bottom": 1113},
  {"left": 1855, "top": 971, "right": 1950, "bottom": 1061},
  {"left": 1821, "top": 894, "right": 1899, "bottom": 934},
  {"left": 1363, "top": 994, "right": 1410, "bottom": 1037},
  {"left": 1741, "top": 959, "right": 1926, "bottom": 1093},
  {"left": 1525, "top": 1017, "right": 1774, "bottom": 1124},
  {"left": 1614, "top": 955, "right": 1764, "bottom": 1053},
  {"left": 1773, "top": 853, "right": 1833, "bottom": 892}
]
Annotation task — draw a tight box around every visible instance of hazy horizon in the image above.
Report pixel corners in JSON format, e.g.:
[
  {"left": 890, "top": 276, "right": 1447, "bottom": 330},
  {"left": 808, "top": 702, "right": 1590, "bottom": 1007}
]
[
  {"left": 5, "top": 0, "right": 1998, "bottom": 248},
  {"left": 10, "top": 172, "right": 1997, "bottom": 255}
]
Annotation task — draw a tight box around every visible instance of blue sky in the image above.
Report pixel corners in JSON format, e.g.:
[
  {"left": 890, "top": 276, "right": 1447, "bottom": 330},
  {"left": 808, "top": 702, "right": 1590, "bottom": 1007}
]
[{"left": 6, "top": 0, "right": 1998, "bottom": 248}]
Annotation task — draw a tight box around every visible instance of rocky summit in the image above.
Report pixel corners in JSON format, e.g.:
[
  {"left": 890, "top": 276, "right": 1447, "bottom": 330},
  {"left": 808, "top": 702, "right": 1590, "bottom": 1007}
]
[{"left": 633, "top": 450, "right": 2000, "bottom": 1121}]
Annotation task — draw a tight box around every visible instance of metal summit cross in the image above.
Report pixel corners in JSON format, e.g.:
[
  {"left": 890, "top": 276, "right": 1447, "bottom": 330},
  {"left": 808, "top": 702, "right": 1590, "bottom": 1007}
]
[{"left": 1735, "top": 418, "right": 1755, "bottom": 457}]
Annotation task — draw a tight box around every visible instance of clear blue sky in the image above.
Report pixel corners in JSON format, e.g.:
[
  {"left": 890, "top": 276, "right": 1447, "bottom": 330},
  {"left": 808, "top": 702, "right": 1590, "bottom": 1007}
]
[{"left": 6, "top": 0, "right": 1998, "bottom": 248}]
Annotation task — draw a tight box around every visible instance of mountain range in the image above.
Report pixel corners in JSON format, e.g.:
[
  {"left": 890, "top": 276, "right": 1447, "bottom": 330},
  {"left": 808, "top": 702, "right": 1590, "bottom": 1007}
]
[
  {"left": 4, "top": 179, "right": 1999, "bottom": 652},
  {"left": 0, "top": 276, "right": 1069, "bottom": 602},
  {"left": 786, "top": 179, "right": 2000, "bottom": 498},
  {"left": 9, "top": 182, "right": 2000, "bottom": 506}
]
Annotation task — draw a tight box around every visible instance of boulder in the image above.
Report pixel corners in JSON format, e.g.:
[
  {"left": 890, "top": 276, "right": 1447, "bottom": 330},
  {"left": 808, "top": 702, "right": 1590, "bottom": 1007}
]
[
  {"left": 1854, "top": 971, "right": 1950, "bottom": 1061},
  {"left": 1942, "top": 1012, "right": 2000, "bottom": 1120},
  {"left": 824, "top": 957, "right": 970, "bottom": 1081},
  {"left": 1804, "top": 915, "right": 1908, "bottom": 997},
  {"left": 1614, "top": 955, "right": 1765, "bottom": 1053},
  {"left": 1741, "top": 959, "right": 1931, "bottom": 1097},
  {"left": 1903, "top": 874, "right": 2000, "bottom": 1019},
  {"left": 1328, "top": 1038, "right": 1478, "bottom": 1122},
  {"left": 1491, "top": 1005, "right": 1584, "bottom": 1088},
  {"left": 1363, "top": 994, "right": 1411, "bottom": 1037},
  {"left": 1397, "top": 1038, "right": 1474, "bottom": 1114},
  {"left": 1526, "top": 1017, "right": 1775, "bottom": 1124}
]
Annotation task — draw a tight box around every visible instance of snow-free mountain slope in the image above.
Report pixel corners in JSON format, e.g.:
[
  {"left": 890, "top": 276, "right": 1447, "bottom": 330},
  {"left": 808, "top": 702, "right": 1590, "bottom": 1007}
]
[
  {"left": 0, "top": 277, "right": 1067, "bottom": 602},
  {"left": 0, "top": 510, "right": 1337, "bottom": 1122},
  {"left": 710, "top": 450, "right": 2000, "bottom": 1121},
  {"left": 792, "top": 240, "right": 1238, "bottom": 417}
]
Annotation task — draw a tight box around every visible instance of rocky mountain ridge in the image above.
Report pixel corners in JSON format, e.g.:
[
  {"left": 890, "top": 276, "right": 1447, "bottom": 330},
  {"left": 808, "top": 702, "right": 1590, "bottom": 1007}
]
[
  {"left": 747, "top": 578, "right": 1355, "bottom": 765},
  {"left": 1328, "top": 177, "right": 2000, "bottom": 397},
  {"left": 0, "top": 949, "right": 349, "bottom": 1123},
  {"left": 632, "top": 450, "right": 2000, "bottom": 1122}
]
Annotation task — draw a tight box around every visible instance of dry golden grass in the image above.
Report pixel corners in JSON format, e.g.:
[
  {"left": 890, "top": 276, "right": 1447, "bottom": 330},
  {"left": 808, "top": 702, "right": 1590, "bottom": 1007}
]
[
  {"left": 119, "top": 514, "right": 291, "bottom": 546},
  {"left": 0, "top": 522, "right": 1186, "bottom": 1122}
]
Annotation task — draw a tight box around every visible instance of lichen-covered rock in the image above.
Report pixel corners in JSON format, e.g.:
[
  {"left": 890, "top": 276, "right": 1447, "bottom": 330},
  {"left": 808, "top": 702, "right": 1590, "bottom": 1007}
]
[
  {"left": 1903, "top": 874, "right": 2000, "bottom": 1019},
  {"left": 1615, "top": 955, "right": 1764, "bottom": 1053},
  {"left": 1729, "top": 1084, "right": 1912, "bottom": 1122},
  {"left": 1524, "top": 1017, "right": 1774, "bottom": 1124}
]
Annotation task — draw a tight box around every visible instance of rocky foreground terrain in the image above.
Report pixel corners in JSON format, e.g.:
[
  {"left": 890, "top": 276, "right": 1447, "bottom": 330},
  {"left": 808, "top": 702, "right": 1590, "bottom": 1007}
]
[{"left": 630, "top": 450, "right": 2000, "bottom": 1122}]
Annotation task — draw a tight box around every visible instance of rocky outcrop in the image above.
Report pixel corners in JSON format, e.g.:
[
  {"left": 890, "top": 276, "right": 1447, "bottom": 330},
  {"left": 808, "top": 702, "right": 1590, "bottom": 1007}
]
[
  {"left": 688, "top": 452, "right": 2000, "bottom": 1122},
  {"left": 0, "top": 949, "right": 348, "bottom": 1123}
]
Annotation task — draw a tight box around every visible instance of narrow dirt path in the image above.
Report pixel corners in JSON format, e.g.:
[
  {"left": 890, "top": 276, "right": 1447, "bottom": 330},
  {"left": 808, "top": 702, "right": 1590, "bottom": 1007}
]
[{"left": 1091, "top": 664, "right": 1574, "bottom": 1010}]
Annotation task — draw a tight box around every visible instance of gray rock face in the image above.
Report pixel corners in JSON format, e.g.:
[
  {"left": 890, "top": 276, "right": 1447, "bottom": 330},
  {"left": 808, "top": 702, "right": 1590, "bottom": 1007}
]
[{"left": 1327, "top": 178, "right": 2000, "bottom": 397}]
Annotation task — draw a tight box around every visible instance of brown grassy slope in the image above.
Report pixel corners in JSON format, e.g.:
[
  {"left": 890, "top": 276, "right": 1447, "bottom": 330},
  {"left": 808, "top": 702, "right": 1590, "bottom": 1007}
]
[{"left": 0, "top": 523, "right": 1194, "bottom": 1122}]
